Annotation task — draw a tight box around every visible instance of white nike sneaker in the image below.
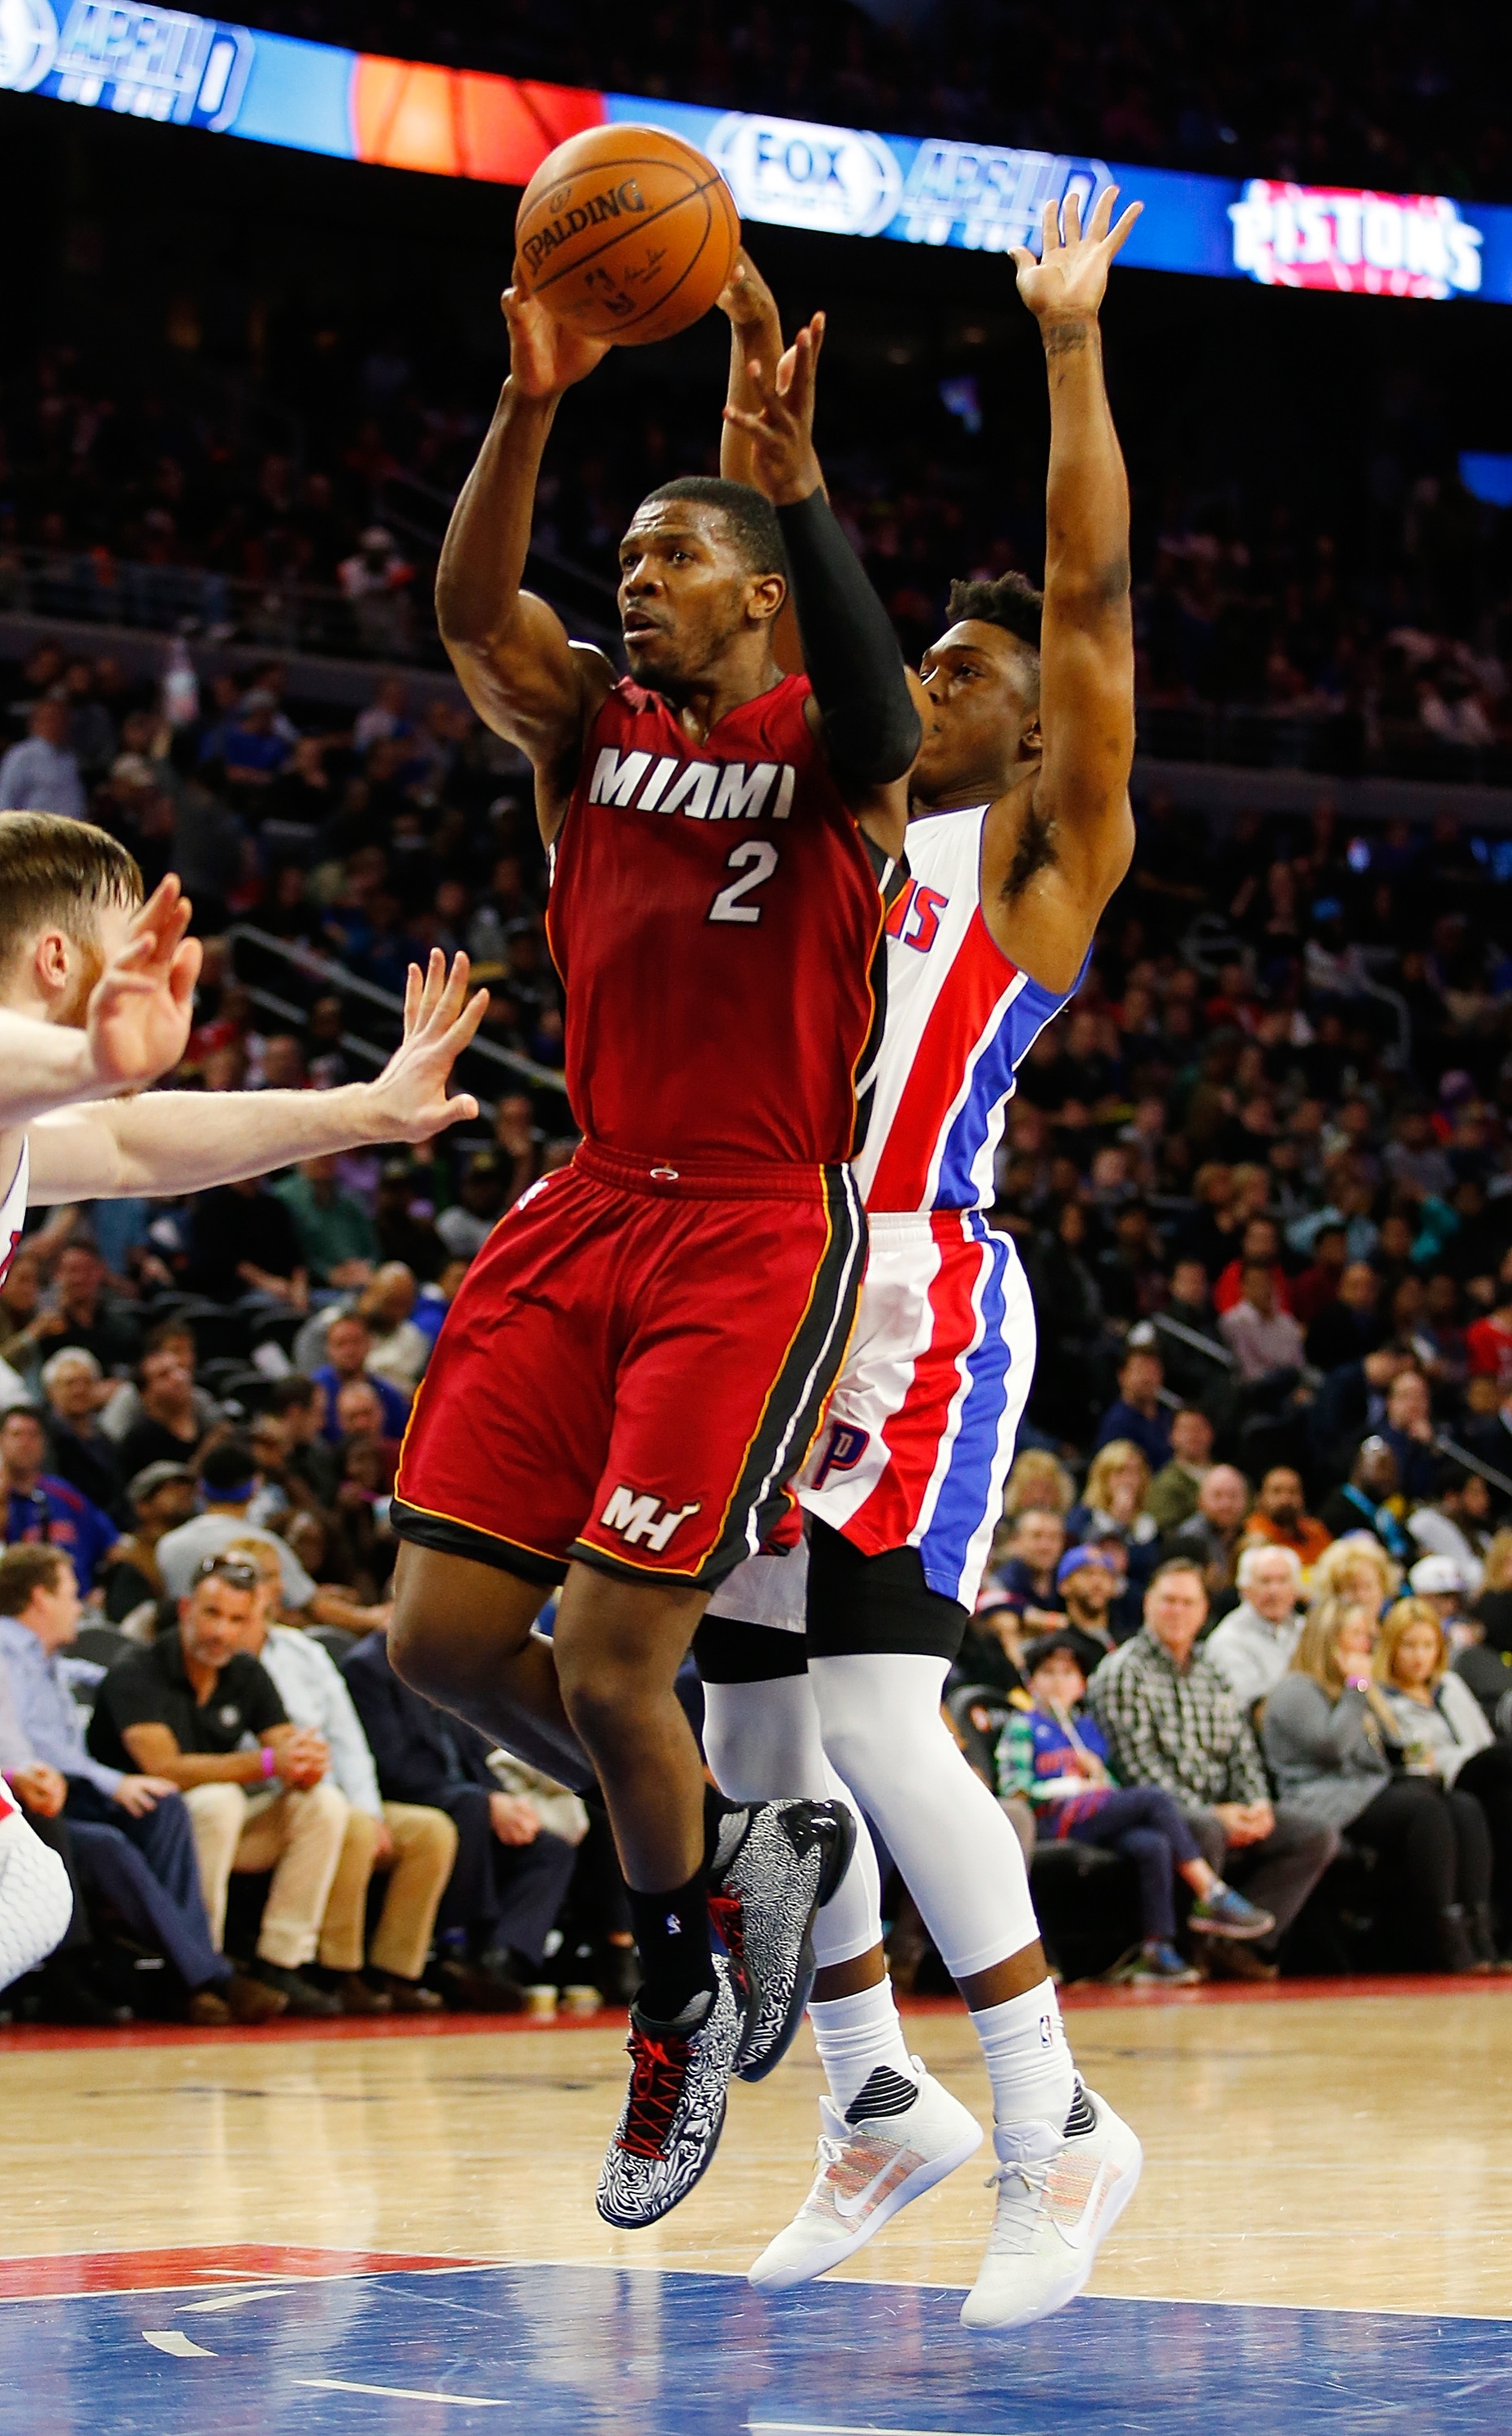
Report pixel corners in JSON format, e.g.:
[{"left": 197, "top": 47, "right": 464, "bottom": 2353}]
[
  {"left": 749, "top": 2062, "right": 983, "bottom": 2291},
  {"left": 960, "top": 2084, "right": 1143, "bottom": 2333}
]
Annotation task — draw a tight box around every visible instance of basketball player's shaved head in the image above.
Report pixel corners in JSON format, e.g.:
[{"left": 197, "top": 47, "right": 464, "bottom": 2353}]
[{"left": 617, "top": 478, "right": 788, "bottom": 696}]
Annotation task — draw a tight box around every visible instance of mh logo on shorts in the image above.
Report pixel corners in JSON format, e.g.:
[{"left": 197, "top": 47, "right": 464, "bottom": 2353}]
[
  {"left": 599, "top": 1486, "right": 702, "bottom": 1552},
  {"left": 810, "top": 1420, "right": 870, "bottom": 1488}
]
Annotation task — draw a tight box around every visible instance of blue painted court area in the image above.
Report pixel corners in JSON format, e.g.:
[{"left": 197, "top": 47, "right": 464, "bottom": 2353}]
[{"left": 2, "top": 2262, "right": 1507, "bottom": 2435}]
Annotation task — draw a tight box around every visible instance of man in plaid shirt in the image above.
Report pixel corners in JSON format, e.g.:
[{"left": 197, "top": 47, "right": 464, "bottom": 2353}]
[{"left": 1087, "top": 1558, "right": 1337, "bottom": 1979}]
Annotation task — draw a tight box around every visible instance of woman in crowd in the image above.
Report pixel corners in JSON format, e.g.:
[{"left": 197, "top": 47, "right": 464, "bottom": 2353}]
[
  {"left": 1471, "top": 1530, "right": 1512, "bottom": 1655},
  {"left": 1263, "top": 1596, "right": 1499, "bottom": 1972},
  {"left": 1307, "top": 1532, "right": 1401, "bottom": 1622},
  {"left": 1373, "top": 1597, "right": 1512, "bottom": 1962},
  {"left": 1000, "top": 1447, "right": 1077, "bottom": 1526},
  {"left": 999, "top": 1632, "right": 1273, "bottom": 1985},
  {"left": 1065, "top": 1440, "right": 1160, "bottom": 1633}
]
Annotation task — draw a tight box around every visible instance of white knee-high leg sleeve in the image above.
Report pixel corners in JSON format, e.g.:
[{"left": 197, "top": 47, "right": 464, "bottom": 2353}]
[
  {"left": 0, "top": 1808, "right": 74, "bottom": 1993},
  {"left": 701, "top": 1675, "right": 883, "bottom": 1970},
  {"left": 810, "top": 1652, "right": 1041, "bottom": 1981}
]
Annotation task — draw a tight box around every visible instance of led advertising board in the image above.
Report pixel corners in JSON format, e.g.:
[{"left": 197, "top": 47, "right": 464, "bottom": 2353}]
[{"left": 4, "top": 2, "right": 1512, "bottom": 302}]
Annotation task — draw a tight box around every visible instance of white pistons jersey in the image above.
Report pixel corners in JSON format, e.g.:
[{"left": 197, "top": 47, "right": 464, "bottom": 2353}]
[
  {"left": 855, "top": 804, "right": 1078, "bottom": 1216},
  {"left": 0, "top": 1138, "right": 28, "bottom": 1292}
]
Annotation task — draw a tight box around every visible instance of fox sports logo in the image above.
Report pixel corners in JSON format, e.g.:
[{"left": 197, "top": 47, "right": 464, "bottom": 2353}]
[
  {"left": 708, "top": 112, "right": 902, "bottom": 240},
  {"left": 0, "top": 0, "right": 58, "bottom": 90}
]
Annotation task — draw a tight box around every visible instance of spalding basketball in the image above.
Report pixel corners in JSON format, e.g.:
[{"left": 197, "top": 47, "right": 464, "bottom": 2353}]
[{"left": 516, "top": 123, "right": 741, "bottom": 347}]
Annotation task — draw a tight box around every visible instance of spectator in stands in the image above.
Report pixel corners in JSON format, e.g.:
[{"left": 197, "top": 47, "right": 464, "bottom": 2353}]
[
  {"left": 0, "top": 1406, "right": 118, "bottom": 1592},
  {"left": 1319, "top": 1436, "right": 1415, "bottom": 1562},
  {"left": 33, "top": 1241, "right": 140, "bottom": 1374},
  {"left": 187, "top": 1176, "right": 309, "bottom": 1309},
  {"left": 1373, "top": 1597, "right": 1512, "bottom": 1960},
  {"left": 0, "top": 1546, "right": 282, "bottom": 2023},
  {"left": 1242, "top": 1466, "right": 1332, "bottom": 1570},
  {"left": 0, "top": 694, "right": 85, "bottom": 819},
  {"left": 1308, "top": 1532, "right": 1401, "bottom": 1622},
  {"left": 263, "top": 1376, "right": 342, "bottom": 1508},
  {"left": 356, "top": 1263, "right": 430, "bottom": 1395},
  {"left": 1001, "top": 1448, "right": 1077, "bottom": 1524},
  {"left": 99, "top": 1323, "right": 221, "bottom": 1455},
  {"left": 273, "top": 1155, "right": 379, "bottom": 1287},
  {"left": 1305, "top": 1261, "right": 1384, "bottom": 1373},
  {"left": 1052, "top": 1543, "right": 1125, "bottom": 1672},
  {"left": 157, "top": 1440, "right": 391, "bottom": 1639},
  {"left": 39, "top": 1349, "right": 123, "bottom": 1513},
  {"left": 1146, "top": 1407, "right": 1216, "bottom": 1533},
  {"left": 990, "top": 1508, "right": 1065, "bottom": 1632},
  {"left": 1465, "top": 1253, "right": 1512, "bottom": 1392},
  {"left": 1204, "top": 1544, "right": 1306, "bottom": 1713},
  {"left": 999, "top": 1630, "right": 1272, "bottom": 1985},
  {"left": 435, "top": 1150, "right": 509, "bottom": 1263},
  {"left": 100, "top": 1462, "right": 196, "bottom": 1627},
  {"left": 0, "top": 1244, "right": 47, "bottom": 1384},
  {"left": 224, "top": 1538, "right": 454, "bottom": 2014},
  {"left": 1089, "top": 1557, "right": 1337, "bottom": 1980},
  {"left": 341, "top": 1620, "right": 576, "bottom": 2010},
  {"left": 113, "top": 1343, "right": 206, "bottom": 1479},
  {"left": 311, "top": 1313, "right": 410, "bottom": 1444},
  {"left": 1264, "top": 1596, "right": 1493, "bottom": 1972},
  {"left": 1407, "top": 1463, "right": 1492, "bottom": 1596},
  {"left": 1220, "top": 1261, "right": 1307, "bottom": 1384},
  {"left": 374, "top": 1158, "right": 447, "bottom": 1282},
  {"left": 1164, "top": 1464, "right": 1252, "bottom": 1608},
  {"left": 1289, "top": 1223, "right": 1350, "bottom": 1329},
  {"left": 1092, "top": 1343, "right": 1173, "bottom": 1469},
  {"left": 87, "top": 1557, "right": 349, "bottom": 2015},
  {"left": 1377, "top": 1368, "right": 1439, "bottom": 1505}
]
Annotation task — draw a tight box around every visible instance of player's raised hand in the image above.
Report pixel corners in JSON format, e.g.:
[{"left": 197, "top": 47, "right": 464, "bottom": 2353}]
[
  {"left": 718, "top": 248, "right": 781, "bottom": 339},
  {"left": 502, "top": 279, "right": 611, "bottom": 399},
  {"left": 365, "top": 948, "right": 490, "bottom": 1143},
  {"left": 721, "top": 311, "right": 826, "bottom": 506},
  {"left": 1011, "top": 183, "right": 1142, "bottom": 325},
  {"left": 84, "top": 874, "right": 202, "bottom": 1095}
]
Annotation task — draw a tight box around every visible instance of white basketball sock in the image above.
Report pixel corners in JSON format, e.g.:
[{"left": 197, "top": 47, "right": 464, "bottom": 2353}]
[
  {"left": 809, "top": 1979, "right": 918, "bottom": 2120},
  {"left": 969, "top": 1978, "right": 1076, "bottom": 2135}
]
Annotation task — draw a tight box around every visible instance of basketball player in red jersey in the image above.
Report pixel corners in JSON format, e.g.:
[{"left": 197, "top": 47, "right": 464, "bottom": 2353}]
[{"left": 387, "top": 273, "right": 921, "bottom": 2224}]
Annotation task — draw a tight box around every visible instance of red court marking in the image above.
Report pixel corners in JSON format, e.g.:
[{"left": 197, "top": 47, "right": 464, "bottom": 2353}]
[
  {"left": 0, "top": 2245, "right": 485, "bottom": 2302},
  {"left": 0, "top": 2005, "right": 625, "bottom": 2054}
]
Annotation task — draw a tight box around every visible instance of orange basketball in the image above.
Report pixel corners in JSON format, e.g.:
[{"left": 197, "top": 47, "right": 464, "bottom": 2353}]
[{"left": 516, "top": 123, "right": 741, "bottom": 348}]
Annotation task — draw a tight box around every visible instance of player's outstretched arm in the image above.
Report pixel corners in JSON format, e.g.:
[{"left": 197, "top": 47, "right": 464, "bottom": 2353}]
[
  {"left": 990, "top": 185, "right": 1142, "bottom": 991},
  {"left": 434, "top": 285, "right": 616, "bottom": 830},
  {"left": 719, "top": 252, "right": 808, "bottom": 678},
  {"left": 724, "top": 314, "right": 918, "bottom": 857},
  {"left": 26, "top": 950, "right": 488, "bottom": 1204}
]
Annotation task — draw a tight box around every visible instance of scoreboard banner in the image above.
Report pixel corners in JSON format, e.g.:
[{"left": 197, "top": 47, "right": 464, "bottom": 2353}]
[{"left": 4, "top": 1, "right": 1512, "bottom": 304}]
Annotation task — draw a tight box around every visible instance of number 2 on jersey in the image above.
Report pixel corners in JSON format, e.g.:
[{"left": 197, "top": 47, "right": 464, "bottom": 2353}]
[{"left": 707, "top": 839, "right": 780, "bottom": 926}]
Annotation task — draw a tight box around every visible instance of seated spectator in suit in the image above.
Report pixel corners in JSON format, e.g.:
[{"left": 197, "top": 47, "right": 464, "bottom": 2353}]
[
  {"left": 224, "top": 1536, "right": 454, "bottom": 2015},
  {"left": 1088, "top": 1558, "right": 1337, "bottom": 1980},
  {"left": 999, "top": 1630, "right": 1272, "bottom": 1985},
  {"left": 98, "top": 1462, "right": 197, "bottom": 1629},
  {"left": 0, "top": 1546, "right": 282, "bottom": 2023},
  {"left": 1164, "top": 1463, "right": 1252, "bottom": 1612},
  {"left": 1204, "top": 1544, "right": 1306, "bottom": 1713},
  {"left": 312, "top": 1313, "right": 410, "bottom": 1445},
  {"left": 39, "top": 1348, "right": 123, "bottom": 1514},
  {"left": 1406, "top": 1462, "right": 1490, "bottom": 1597},
  {"left": 1145, "top": 1407, "right": 1215, "bottom": 1535},
  {"left": 154, "top": 1437, "right": 390, "bottom": 1639},
  {"left": 0, "top": 1406, "right": 119, "bottom": 1593},
  {"left": 1091, "top": 1345, "right": 1172, "bottom": 1471},
  {"left": 1318, "top": 1437, "right": 1415, "bottom": 1564},
  {"left": 341, "top": 1620, "right": 576, "bottom": 2010},
  {"left": 87, "top": 1557, "right": 349, "bottom": 2016},
  {"left": 113, "top": 1343, "right": 207, "bottom": 1479},
  {"left": 1242, "top": 1466, "right": 1331, "bottom": 1571},
  {"left": 1264, "top": 1596, "right": 1495, "bottom": 1972}
]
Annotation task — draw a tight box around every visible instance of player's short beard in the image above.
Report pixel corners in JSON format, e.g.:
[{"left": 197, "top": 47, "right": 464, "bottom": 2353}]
[{"left": 52, "top": 935, "right": 104, "bottom": 1030}]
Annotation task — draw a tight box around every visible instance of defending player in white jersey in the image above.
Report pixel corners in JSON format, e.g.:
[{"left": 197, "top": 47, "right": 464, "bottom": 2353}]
[{"left": 697, "top": 191, "right": 1151, "bottom": 2329}]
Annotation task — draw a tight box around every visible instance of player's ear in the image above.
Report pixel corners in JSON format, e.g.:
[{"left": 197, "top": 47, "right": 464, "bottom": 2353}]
[
  {"left": 749, "top": 572, "right": 787, "bottom": 627},
  {"left": 1021, "top": 705, "right": 1043, "bottom": 758}
]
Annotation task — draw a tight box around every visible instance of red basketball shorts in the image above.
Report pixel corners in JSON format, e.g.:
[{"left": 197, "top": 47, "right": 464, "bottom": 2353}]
[{"left": 391, "top": 1141, "right": 866, "bottom": 1591}]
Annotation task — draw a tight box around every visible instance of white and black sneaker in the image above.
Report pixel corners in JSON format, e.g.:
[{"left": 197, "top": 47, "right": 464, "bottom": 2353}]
[
  {"left": 596, "top": 1957, "right": 745, "bottom": 2229},
  {"left": 706, "top": 1799, "right": 858, "bottom": 2083},
  {"left": 960, "top": 2080, "right": 1143, "bottom": 2331}
]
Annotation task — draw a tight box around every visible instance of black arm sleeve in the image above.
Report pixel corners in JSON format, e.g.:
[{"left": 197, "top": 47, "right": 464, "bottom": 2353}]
[{"left": 775, "top": 488, "right": 921, "bottom": 787}]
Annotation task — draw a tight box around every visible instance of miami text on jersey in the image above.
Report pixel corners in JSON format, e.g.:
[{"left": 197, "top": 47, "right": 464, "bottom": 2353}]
[{"left": 588, "top": 747, "right": 798, "bottom": 822}]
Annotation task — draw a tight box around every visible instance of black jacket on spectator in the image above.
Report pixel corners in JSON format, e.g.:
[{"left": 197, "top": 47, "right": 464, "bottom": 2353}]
[
  {"left": 340, "top": 1628, "right": 499, "bottom": 1805},
  {"left": 188, "top": 1185, "right": 306, "bottom": 1302}
]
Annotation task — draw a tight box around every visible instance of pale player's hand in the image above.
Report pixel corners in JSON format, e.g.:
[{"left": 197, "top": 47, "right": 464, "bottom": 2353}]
[
  {"left": 502, "top": 280, "right": 611, "bottom": 400},
  {"left": 114, "top": 1774, "right": 179, "bottom": 1817},
  {"left": 84, "top": 875, "right": 203, "bottom": 1095},
  {"left": 1010, "top": 182, "right": 1142, "bottom": 326},
  {"left": 365, "top": 951, "right": 490, "bottom": 1146},
  {"left": 721, "top": 313, "right": 827, "bottom": 506}
]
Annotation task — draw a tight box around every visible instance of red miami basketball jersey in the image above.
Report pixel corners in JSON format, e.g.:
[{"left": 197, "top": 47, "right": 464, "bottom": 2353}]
[{"left": 546, "top": 673, "right": 898, "bottom": 1165}]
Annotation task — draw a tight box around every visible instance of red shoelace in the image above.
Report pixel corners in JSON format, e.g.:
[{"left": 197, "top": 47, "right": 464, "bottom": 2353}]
[
  {"left": 616, "top": 2028, "right": 693, "bottom": 2160},
  {"left": 706, "top": 1889, "right": 746, "bottom": 1969}
]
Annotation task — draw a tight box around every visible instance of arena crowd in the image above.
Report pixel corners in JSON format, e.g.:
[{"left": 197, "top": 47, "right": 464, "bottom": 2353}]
[{"left": 2, "top": 616, "right": 1512, "bottom": 2021}]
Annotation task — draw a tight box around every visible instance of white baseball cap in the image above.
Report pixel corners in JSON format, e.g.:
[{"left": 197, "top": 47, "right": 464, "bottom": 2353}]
[{"left": 1408, "top": 1553, "right": 1463, "bottom": 1597}]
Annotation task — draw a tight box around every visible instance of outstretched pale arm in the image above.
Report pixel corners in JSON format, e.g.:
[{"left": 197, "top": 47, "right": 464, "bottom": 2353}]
[{"left": 27, "top": 951, "right": 487, "bottom": 1203}]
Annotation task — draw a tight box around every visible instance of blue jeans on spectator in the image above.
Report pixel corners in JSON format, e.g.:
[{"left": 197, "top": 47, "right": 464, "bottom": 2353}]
[
  {"left": 1065, "top": 1786, "right": 1202, "bottom": 1945},
  {"left": 64, "top": 1781, "right": 228, "bottom": 1994}
]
